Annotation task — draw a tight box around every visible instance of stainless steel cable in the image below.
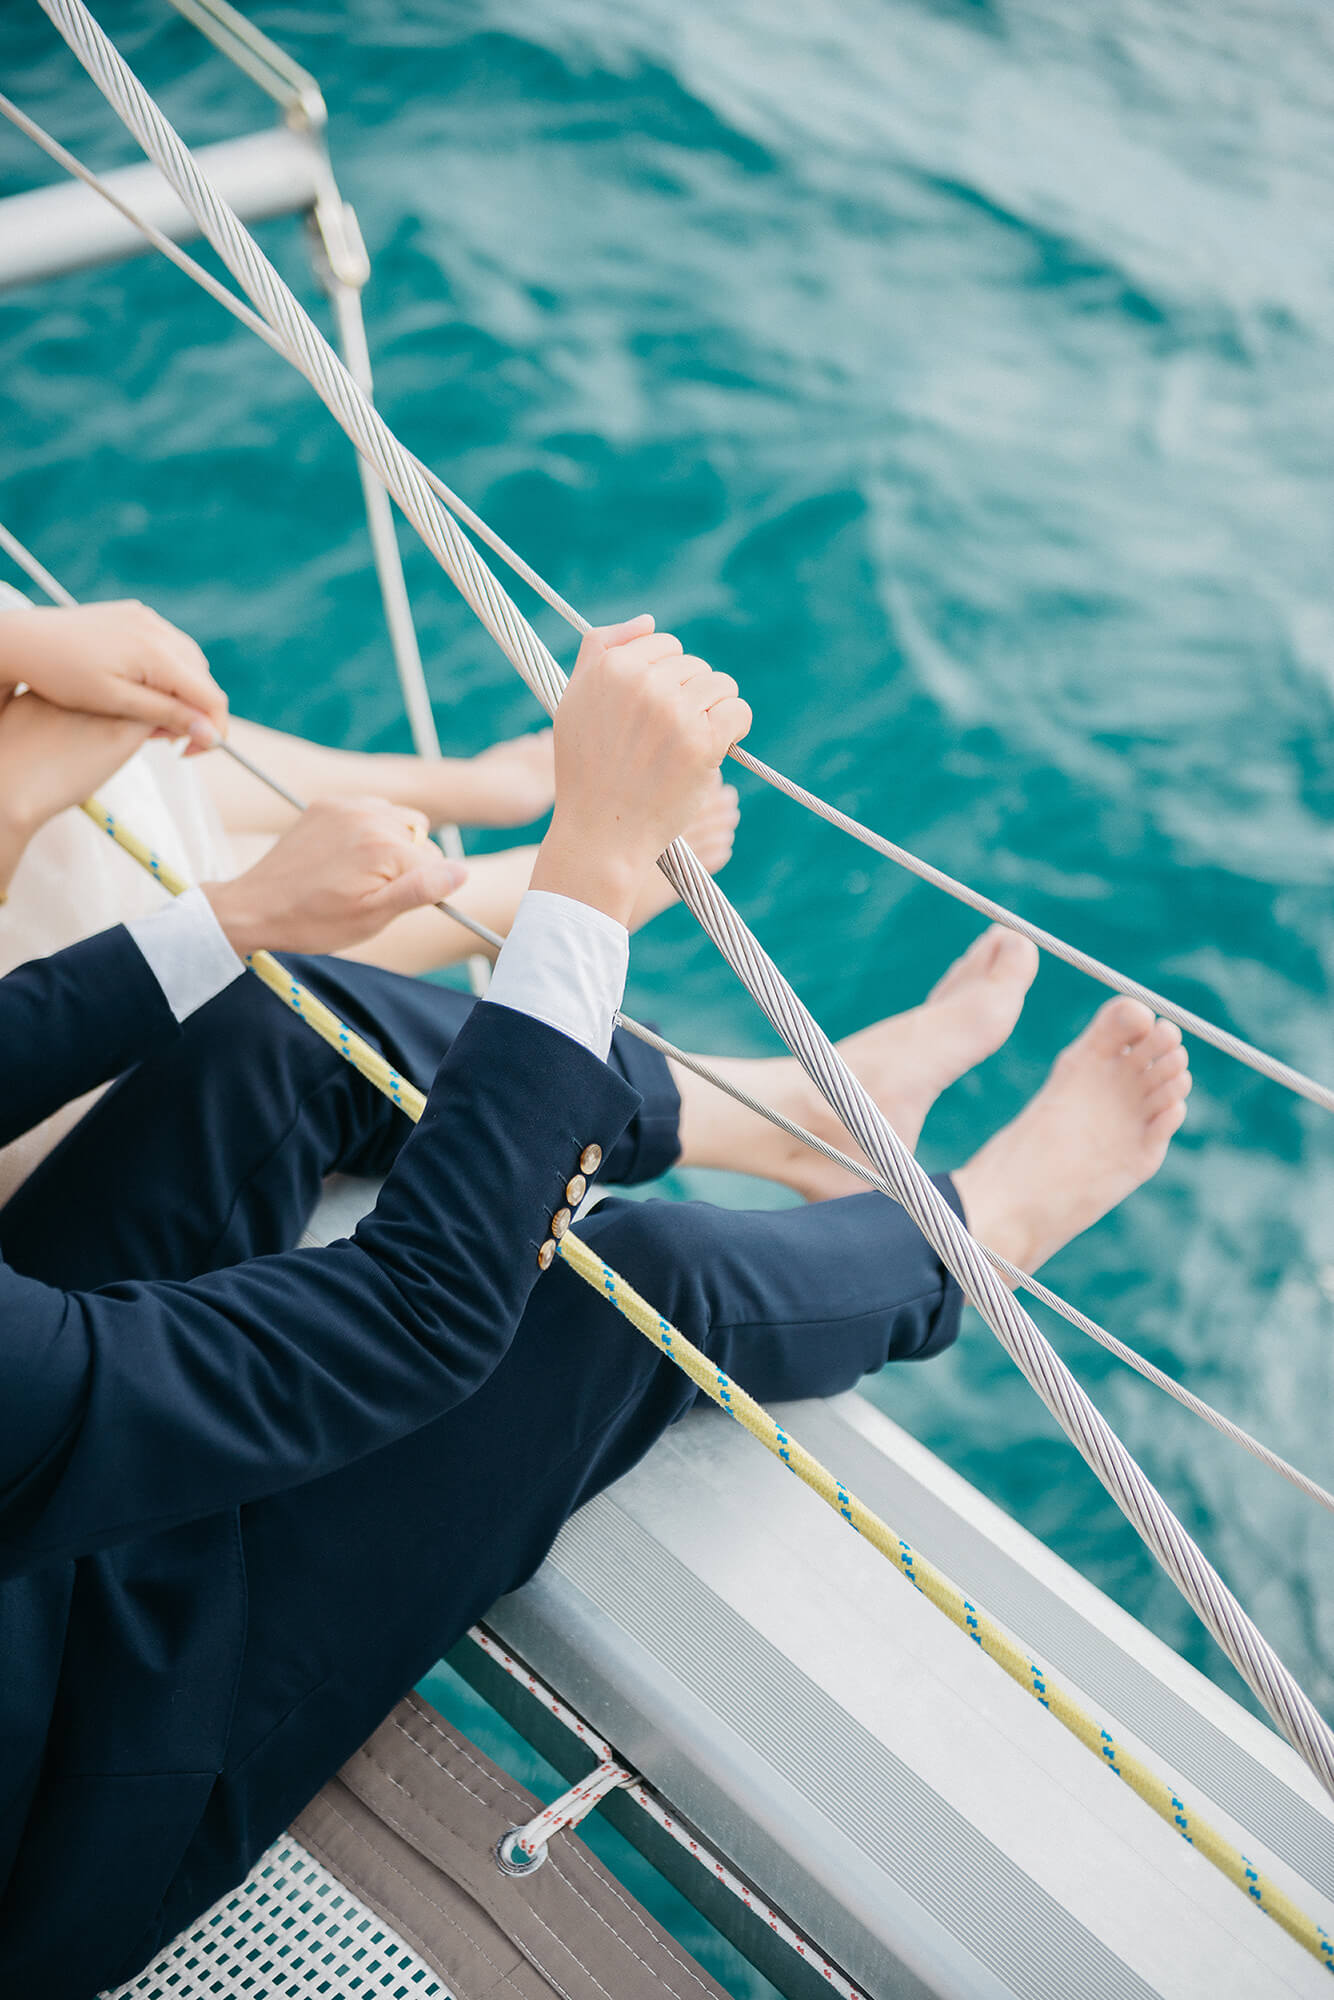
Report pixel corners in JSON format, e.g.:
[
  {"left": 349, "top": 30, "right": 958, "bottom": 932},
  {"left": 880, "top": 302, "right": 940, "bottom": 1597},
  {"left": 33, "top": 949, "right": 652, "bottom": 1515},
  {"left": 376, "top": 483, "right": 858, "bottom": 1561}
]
[
  {"left": 9, "top": 88, "right": 1334, "bottom": 1126},
  {"left": 7, "top": 91, "right": 1334, "bottom": 1120},
  {"left": 3, "top": 515, "right": 1325, "bottom": 1518},
  {"left": 0, "top": 519, "right": 76, "bottom": 607},
  {"left": 35, "top": 0, "right": 1334, "bottom": 1801}
]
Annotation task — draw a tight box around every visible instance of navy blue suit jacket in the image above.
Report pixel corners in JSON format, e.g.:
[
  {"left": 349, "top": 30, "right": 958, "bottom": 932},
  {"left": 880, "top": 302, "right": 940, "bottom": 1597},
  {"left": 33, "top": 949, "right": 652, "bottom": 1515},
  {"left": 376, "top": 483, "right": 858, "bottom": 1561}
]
[{"left": 0, "top": 925, "right": 638, "bottom": 1981}]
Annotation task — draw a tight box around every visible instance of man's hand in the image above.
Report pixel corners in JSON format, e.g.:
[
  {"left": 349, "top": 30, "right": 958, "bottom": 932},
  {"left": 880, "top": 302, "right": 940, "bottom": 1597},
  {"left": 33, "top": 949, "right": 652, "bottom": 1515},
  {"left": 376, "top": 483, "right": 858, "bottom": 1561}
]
[
  {"left": 0, "top": 693, "right": 154, "bottom": 897},
  {"left": 202, "top": 798, "right": 468, "bottom": 959},
  {"left": 531, "top": 615, "right": 751, "bottom": 926},
  {"left": 0, "top": 602, "right": 228, "bottom": 750}
]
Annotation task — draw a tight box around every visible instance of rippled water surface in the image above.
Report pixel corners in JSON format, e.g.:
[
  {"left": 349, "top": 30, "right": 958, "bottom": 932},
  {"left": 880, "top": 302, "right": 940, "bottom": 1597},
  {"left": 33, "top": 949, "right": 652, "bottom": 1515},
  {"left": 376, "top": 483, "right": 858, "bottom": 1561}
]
[{"left": 4, "top": 0, "right": 1334, "bottom": 1975}]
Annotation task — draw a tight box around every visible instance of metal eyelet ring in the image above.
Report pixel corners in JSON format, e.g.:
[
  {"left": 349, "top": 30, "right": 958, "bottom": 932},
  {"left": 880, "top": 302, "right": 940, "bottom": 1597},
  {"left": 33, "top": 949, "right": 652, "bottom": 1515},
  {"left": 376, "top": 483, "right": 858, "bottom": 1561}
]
[{"left": 495, "top": 1828, "right": 547, "bottom": 1876}]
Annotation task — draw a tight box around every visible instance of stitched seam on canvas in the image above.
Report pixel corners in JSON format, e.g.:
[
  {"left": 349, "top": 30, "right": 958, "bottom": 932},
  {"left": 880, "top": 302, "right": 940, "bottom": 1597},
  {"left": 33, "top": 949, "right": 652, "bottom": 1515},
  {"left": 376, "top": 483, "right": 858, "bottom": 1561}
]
[
  {"left": 551, "top": 1850, "right": 717, "bottom": 2000},
  {"left": 387, "top": 1713, "right": 517, "bottom": 1813},
  {"left": 516, "top": 1893, "right": 620, "bottom": 2000},
  {"left": 297, "top": 1812, "right": 473, "bottom": 1984},
  {"left": 316, "top": 1792, "right": 526, "bottom": 1997},
  {"left": 395, "top": 1708, "right": 534, "bottom": 1812},
  {"left": 379, "top": 1718, "right": 701, "bottom": 1999},
  {"left": 351, "top": 1783, "right": 580, "bottom": 2000}
]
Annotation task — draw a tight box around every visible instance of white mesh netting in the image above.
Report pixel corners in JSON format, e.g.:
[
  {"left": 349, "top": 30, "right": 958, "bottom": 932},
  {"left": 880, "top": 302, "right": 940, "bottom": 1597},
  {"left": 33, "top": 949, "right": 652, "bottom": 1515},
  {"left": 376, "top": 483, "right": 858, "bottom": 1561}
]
[{"left": 102, "top": 1835, "right": 450, "bottom": 2000}]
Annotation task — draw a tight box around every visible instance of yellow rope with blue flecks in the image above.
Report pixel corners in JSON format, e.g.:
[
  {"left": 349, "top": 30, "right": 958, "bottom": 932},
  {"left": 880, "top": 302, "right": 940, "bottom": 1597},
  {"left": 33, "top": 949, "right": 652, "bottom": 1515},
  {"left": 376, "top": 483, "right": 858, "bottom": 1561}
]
[{"left": 82, "top": 793, "right": 1334, "bottom": 1975}]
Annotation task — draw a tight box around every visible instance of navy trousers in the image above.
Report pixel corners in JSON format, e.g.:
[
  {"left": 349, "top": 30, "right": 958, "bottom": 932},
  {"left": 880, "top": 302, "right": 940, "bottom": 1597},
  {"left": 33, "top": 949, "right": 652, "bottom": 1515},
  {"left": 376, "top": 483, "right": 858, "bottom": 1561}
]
[{"left": 1, "top": 956, "right": 965, "bottom": 1969}]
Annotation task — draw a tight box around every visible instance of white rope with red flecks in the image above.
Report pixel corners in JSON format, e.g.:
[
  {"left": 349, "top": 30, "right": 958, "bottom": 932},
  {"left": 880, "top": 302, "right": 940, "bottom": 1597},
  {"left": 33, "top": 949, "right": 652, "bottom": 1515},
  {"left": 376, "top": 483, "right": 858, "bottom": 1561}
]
[
  {"left": 470, "top": 1626, "right": 874, "bottom": 1998},
  {"left": 9, "top": 498, "right": 1325, "bottom": 1518},
  {"left": 31, "top": 0, "right": 1334, "bottom": 1806}
]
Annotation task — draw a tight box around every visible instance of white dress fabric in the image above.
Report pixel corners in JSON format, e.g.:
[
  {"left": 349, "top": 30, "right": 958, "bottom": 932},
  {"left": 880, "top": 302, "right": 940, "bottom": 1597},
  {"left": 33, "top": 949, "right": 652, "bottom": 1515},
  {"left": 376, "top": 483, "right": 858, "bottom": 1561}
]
[{"left": 0, "top": 740, "right": 232, "bottom": 1204}]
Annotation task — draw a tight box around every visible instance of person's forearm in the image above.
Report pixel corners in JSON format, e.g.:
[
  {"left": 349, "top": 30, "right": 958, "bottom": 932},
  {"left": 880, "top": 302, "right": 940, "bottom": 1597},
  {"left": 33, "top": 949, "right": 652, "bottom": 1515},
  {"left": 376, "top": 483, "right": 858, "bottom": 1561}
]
[
  {"left": 204, "top": 717, "right": 481, "bottom": 833},
  {"left": 0, "top": 610, "right": 33, "bottom": 691},
  {"left": 530, "top": 811, "right": 643, "bottom": 929}
]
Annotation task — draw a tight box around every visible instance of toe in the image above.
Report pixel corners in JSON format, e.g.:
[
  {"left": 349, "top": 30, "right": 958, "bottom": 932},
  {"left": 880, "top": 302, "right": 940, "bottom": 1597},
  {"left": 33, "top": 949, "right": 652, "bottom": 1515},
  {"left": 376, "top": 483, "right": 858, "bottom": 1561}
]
[
  {"left": 969, "top": 927, "right": 1004, "bottom": 971},
  {"left": 926, "top": 925, "right": 1038, "bottom": 1011},
  {"left": 1140, "top": 1018, "right": 1183, "bottom": 1067},
  {"left": 926, "top": 930, "right": 990, "bottom": 1000},
  {"left": 1085, "top": 995, "right": 1156, "bottom": 1057},
  {"left": 1144, "top": 1045, "right": 1189, "bottom": 1086},
  {"left": 1145, "top": 1067, "right": 1192, "bottom": 1121},
  {"left": 991, "top": 931, "right": 1040, "bottom": 985},
  {"left": 1146, "top": 1098, "right": 1188, "bottom": 1143}
]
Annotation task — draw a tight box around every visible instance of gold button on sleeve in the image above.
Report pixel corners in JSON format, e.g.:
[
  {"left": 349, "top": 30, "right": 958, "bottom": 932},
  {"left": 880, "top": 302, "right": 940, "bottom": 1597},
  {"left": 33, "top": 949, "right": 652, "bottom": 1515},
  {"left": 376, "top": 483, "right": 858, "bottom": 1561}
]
[
  {"left": 536, "top": 1238, "right": 556, "bottom": 1272},
  {"left": 551, "top": 1207, "right": 571, "bottom": 1240},
  {"left": 579, "top": 1143, "right": 603, "bottom": 1175},
  {"left": 565, "top": 1172, "right": 587, "bottom": 1206}
]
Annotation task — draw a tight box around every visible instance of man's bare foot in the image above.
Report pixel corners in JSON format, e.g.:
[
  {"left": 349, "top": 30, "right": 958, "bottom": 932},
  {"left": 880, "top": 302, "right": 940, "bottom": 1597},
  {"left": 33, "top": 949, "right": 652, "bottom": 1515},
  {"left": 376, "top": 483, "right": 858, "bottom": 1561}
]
[
  {"left": 629, "top": 774, "right": 740, "bottom": 930},
  {"left": 831, "top": 927, "right": 1042, "bottom": 1157},
  {"left": 952, "top": 996, "right": 1191, "bottom": 1275},
  {"left": 672, "top": 925, "right": 1040, "bottom": 1199}
]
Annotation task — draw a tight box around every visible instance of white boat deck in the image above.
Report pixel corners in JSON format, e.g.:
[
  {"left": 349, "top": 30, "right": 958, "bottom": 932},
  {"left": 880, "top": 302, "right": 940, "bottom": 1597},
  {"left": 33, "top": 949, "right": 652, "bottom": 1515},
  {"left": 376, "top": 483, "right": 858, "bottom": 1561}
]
[
  {"left": 309, "top": 1183, "right": 1334, "bottom": 2000},
  {"left": 489, "top": 1389, "right": 1334, "bottom": 2000}
]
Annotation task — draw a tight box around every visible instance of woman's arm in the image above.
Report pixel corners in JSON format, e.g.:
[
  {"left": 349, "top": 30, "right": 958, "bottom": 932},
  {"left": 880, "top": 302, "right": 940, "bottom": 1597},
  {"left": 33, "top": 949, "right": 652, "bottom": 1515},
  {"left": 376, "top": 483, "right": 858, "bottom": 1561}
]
[
  {"left": 0, "top": 694, "right": 156, "bottom": 899},
  {"left": 0, "top": 597, "right": 231, "bottom": 897},
  {"left": 0, "top": 600, "right": 227, "bottom": 747},
  {"left": 203, "top": 715, "right": 556, "bottom": 834}
]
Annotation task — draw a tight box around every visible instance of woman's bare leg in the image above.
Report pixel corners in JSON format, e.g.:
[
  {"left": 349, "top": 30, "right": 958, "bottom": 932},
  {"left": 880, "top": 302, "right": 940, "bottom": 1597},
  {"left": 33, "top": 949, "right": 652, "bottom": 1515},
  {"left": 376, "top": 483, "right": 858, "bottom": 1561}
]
[{"left": 201, "top": 716, "right": 555, "bottom": 833}]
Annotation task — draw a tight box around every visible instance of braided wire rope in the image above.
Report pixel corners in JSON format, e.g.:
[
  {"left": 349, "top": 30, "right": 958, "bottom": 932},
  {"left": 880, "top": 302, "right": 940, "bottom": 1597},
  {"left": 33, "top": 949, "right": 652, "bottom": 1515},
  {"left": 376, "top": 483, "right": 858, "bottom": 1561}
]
[
  {"left": 34, "top": 0, "right": 1334, "bottom": 1804},
  {"left": 5, "top": 84, "right": 1334, "bottom": 1120},
  {"left": 4, "top": 479, "right": 1329, "bottom": 1515},
  {"left": 617, "top": 1020, "right": 1334, "bottom": 1515},
  {"left": 4, "top": 84, "right": 1331, "bottom": 1122},
  {"left": 5, "top": 509, "right": 1326, "bottom": 1515},
  {"left": 465, "top": 1625, "right": 876, "bottom": 2000},
  {"left": 71, "top": 795, "right": 1334, "bottom": 1970}
]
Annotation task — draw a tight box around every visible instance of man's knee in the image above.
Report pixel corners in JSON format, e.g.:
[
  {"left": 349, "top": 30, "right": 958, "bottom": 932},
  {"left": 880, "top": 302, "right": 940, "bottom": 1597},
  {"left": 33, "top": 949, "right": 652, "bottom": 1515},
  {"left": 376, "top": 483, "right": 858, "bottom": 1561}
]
[
  {"left": 181, "top": 966, "right": 345, "bottom": 1089},
  {"left": 576, "top": 1196, "right": 721, "bottom": 1340},
  {"left": 184, "top": 962, "right": 300, "bottom": 1045}
]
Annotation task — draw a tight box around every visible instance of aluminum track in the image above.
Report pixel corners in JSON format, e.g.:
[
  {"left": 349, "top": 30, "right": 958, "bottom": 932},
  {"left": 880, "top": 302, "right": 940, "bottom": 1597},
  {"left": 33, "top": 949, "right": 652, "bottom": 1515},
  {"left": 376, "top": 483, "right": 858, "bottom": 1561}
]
[{"left": 489, "top": 1392, "right": 1334, "bottom": 2000}]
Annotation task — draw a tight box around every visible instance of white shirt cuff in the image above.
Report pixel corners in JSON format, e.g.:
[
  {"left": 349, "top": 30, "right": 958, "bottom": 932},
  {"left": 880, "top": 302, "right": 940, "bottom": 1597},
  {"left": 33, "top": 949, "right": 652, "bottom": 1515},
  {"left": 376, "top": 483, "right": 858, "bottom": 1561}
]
[
  {"left": 125, "top": 887, "right": 245, "bottom": 1023},
  {"left": 485, "top": 888, "right": 628, "bottom": 1061}
]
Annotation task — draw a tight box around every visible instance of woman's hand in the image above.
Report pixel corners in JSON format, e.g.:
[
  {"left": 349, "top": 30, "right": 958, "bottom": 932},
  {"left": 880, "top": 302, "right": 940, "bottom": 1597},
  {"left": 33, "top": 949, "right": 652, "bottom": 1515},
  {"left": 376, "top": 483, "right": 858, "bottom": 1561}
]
[
  {"left": 202, "top": 798, "right": 468, "bottom": 959},
  {"left": 531, "top": 615, "right": 751, "bottom": 926},
  {"left": 0, "top": 602, "right": 228, "bottom": 750},
  {"left": 0, "top": 693, "right": 154, "bottom": 897}
]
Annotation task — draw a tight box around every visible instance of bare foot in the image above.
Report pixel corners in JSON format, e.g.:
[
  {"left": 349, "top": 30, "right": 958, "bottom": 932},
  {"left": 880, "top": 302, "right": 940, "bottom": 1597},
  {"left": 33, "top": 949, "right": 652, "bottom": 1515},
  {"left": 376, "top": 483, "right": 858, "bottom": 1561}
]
[
  {"left": 462, "top": 728, "right": 556, "bottom": 827},
  {"left": 832, "top": 927, "right": 1042, "bottom": 1156},
  {"left": 952, "top": 997, "right": 1191, "bottom": 1275},
  {"left": 629, "top": 774, "right": 740, "bottom": 930},
  {"left": 672, "top": 925, "right": 1040, "bottom": 1199}
]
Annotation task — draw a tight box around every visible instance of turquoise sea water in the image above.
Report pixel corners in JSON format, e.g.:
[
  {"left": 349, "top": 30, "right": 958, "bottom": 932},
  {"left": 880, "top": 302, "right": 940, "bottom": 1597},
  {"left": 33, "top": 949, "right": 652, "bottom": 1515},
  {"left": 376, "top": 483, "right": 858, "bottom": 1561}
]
[{"left": 4, "top": 0, "right": 1334, "bottom": 1982}]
